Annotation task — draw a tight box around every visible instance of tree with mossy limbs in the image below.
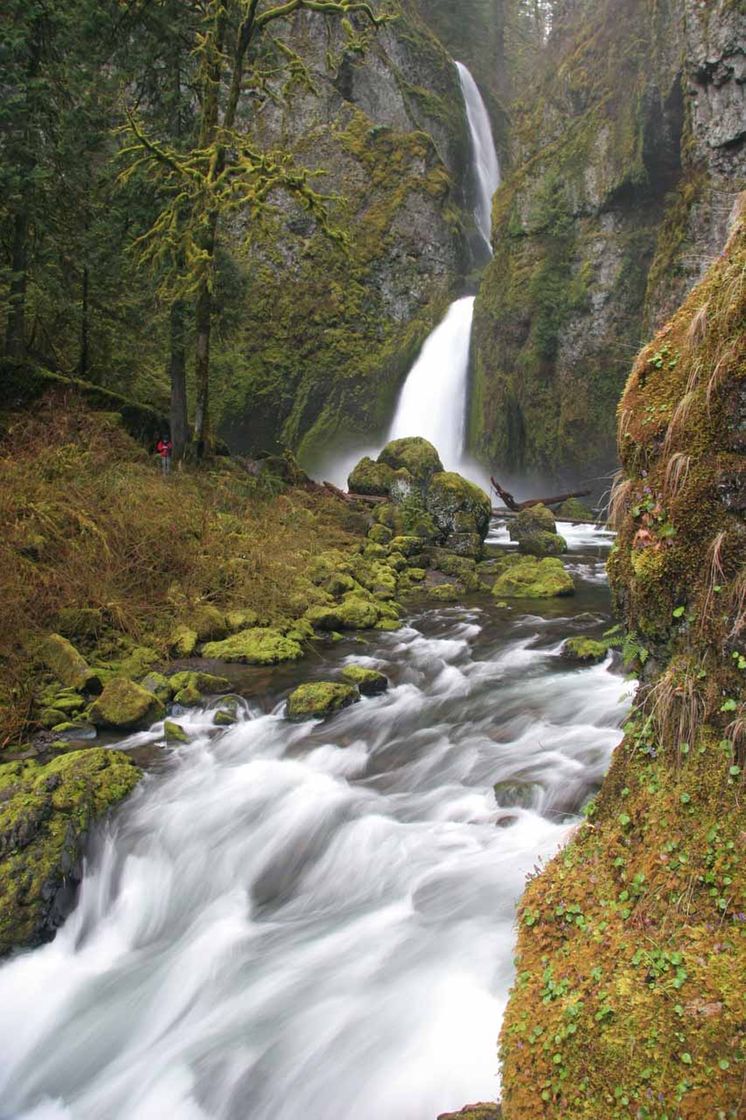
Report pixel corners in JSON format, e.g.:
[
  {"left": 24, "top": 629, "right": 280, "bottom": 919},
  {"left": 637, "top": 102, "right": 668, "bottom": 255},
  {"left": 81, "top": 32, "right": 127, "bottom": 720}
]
[{"left": 120, "top": 0, "right": 390, "bottom": 459}]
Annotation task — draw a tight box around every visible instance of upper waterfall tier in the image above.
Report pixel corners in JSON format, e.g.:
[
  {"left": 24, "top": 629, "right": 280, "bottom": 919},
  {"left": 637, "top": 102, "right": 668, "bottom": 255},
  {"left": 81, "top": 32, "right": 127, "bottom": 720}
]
[{"left": 455, "top": 62, "right": 500, "bottom": 253}]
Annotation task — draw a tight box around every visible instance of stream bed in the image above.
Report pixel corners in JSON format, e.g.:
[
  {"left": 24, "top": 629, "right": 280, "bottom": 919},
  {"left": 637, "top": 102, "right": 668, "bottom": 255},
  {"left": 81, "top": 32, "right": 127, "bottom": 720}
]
[{"left": 0, "top": 522, "right": 632, "bottom": 1120}]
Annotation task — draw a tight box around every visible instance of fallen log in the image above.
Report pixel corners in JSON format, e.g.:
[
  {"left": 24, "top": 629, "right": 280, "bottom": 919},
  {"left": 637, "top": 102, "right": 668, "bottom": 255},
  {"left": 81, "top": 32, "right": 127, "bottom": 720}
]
[
  {"left": 322, "top": 481, "right": 387, "bottom": 505},
  {"left": 490, "top": 477, "right": 592, "bottom": 512}
]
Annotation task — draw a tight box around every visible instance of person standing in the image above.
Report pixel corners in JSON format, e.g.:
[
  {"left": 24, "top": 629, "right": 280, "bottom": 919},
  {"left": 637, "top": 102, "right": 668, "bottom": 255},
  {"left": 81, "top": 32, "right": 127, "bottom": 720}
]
[{"left": 156, "top": 434, "right": 173, "bottom": 475}]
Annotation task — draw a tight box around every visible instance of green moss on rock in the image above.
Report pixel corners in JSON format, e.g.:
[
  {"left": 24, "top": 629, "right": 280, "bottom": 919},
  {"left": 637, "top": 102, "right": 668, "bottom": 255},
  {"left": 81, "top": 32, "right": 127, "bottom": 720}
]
[
  {"left": 348, "top": 457, "right": 398, "bottom": 496},
  {"left": 340, "top": 665, "right": 389, "bottom": 696},
  {"left": 561, "top": 637, "right": 609, "bottom": 663},
  {"left": 89, "top": 678, "right": 165, "bottom": 730},
  {"left": 169, "top": 624, "right": 199, "bottom": 658},
  {"left": 425, "top": 472, "right": 492, "bottom": 555},
  {"left": 286, "top": 681, "right": 359, "bottom": 721},
  {"left": 378, "top": 437, "right": 444, "bottom": 482},
  {"left": 38, "top": 634, "right": 101, "bottom": 693},
  {"left": 168, "top": 671, "right": 231, "bottom": 695},
  {"left": 0, "top": 748, "right": 140, "bottom": 955},
  {"left": 492, "top": 557, "right": 575, "bottom": 599},
  {"left": 164, "top": 720, "right": 189, "bottom": 743},
  {"left": 201, "top": 628, "right": 303, "bottom": 665}
]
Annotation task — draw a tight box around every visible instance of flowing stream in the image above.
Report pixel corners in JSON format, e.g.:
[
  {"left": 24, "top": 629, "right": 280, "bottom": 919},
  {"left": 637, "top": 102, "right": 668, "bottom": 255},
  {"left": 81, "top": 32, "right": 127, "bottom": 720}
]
[{"left": 0, "top": 522, "right": 630, "bottom": 1120}]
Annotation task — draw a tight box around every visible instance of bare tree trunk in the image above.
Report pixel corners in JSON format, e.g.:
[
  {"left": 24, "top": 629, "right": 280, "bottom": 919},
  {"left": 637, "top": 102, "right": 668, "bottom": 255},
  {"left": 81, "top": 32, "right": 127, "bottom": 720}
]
[
  {"left": 5, "top": 210, "right": 28, "bottom": 359},
  {"left": 193, "top": 271, "right": 212, "bottom": 458},
  {"left": 169, "top": 297, "right": 188, "bottom": 459}
]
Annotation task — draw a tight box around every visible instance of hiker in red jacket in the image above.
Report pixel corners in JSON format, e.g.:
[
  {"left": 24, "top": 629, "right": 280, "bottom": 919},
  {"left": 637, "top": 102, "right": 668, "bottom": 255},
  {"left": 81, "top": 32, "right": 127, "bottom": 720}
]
[{"left": 156, "top": 435, "right": 173, "bottom": 475}]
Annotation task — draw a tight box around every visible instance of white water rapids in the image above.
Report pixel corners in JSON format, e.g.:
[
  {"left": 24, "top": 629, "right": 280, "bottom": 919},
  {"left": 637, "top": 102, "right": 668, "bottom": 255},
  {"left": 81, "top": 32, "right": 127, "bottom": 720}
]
[{"left": 0, "top": 528, "right": 629, "bottom": 1120}]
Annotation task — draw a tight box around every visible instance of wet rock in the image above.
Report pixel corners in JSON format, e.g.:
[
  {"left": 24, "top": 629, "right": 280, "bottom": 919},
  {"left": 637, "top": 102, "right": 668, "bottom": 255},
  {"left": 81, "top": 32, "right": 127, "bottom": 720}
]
[
  {"left": 348, "top": 457, "right": 399, "bottom": 496},
  {"left": 0, "top": 749, "right": 140, "bottom": 956},
  {"left": 164, "top": 720, "right": 189, "bottom": 743},
  {"left": 38, "top": 634, "right": 101, "bottom": 694},
  {"left": 509, "top": 505, "right": 568, "bottom": 557},
  {"left": 169, "top": 624, "right": 198, "bottom": 658},
  {"left": 173, "top": 684, "right": 202, "bottom": 707},
  {"left": 168, "top": 671, "right": 232, "bottom": 695},
  {"left": 378, "top": 437, "right": 444, "bottom": 482},
  {"left": 429, "top": 583, "right": 462, "bottom": 602},
  {"left": 305, "top": 595, "right": 380, "bottom": 632},
  {"left": 201, "top": 627, "right": 304, "bottom": 665},
  {"left": 425, "top": 472, "right": 492, "bottom": 556},
  {"left": 139, "top": 672, "right": 173, "bottom": 704},
  {"left": 286, "top": 681, "right": 360, "bottom": 721},
  {"left": 90, "top": 678, "right": 165, "bottom": 730},
  {"left": 492, "top": 557, "right": 575, "bottom": 599},
  {"left": 557, "top": 497, "right": 595, "bottom": 521},
  {"left": 340, "top": 665, "right": 389, "bottom": 696},
  {"left": 561, "top": 637, "right": 609, "bottom": 664}
]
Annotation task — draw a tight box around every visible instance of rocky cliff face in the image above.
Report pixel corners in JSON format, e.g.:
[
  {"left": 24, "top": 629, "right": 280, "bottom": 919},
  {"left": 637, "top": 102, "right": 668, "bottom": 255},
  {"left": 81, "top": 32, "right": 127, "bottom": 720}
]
[
  {"left": 219, "top": 5, "right": 476, "bottom": 464},
  {"left": 470, "top": 0, "right": 745, "bottom": 485}
]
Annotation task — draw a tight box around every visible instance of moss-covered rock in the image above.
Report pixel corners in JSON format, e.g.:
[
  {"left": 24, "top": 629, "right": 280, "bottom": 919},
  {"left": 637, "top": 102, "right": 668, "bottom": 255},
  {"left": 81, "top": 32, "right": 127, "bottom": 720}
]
[
  {"left": 389, "top": 535, "right": 425, "bottom": 557},
  {"left": 173, "top": 684, "right": 202, "bottom": 707},
  {"left": 492, "top": 557, "right": 575, "bottom": 599},
  {"left": 90, "top": 678, "right": 165, "bottom": 730},
  {"left": 437, "top": 1106, "right": 501, "bottom": 1120},
  {"left": 168, "top": 671, "right": 231, "bottom": 695},
  {"left": 286, "top": 681, "right": 360, "bottom": 721},
  {"left": 187, "top": 605, "right": 228, "bottom": 642},
  {"left": 214, "top": 708, "right": 238, "bottom": 727},
  {"left": 428, "top": 582, "right": 462, "bottom": 601},
  {"left": 169, "top": 624, "right": 198, "bottom": 658},
  {"left": 340, "top": 665, "right": 389, "bottom": 696},
  {"left": 38, "top": 634, "right": 101, "bottom": 693},
  {"left": 163, "top": 719, "right": 189, "bottom": 743},
  {"left": 378, "top": 437, "right": 444, "bottom": 482},
  {"left": 201, "top": 627, "right": 303, "bottom": 665},
  {"left": 509, "top": 503, "right": 557, "bottom": 536},
  {"left": 225, "top": 608, "right": 259, "bottom": 632},
  {"left": 561, "top": 637, "right": 609, "bottom": 664},
  {"left": 0, "top": 748, "right": 140, "bottom": 955},
  {"left": 367, "top": 523, "right": 393, "bottom": 546},
  {"left": 305, "top": 594, "right": 381, "bottom": 632},
  {"left": 557, "top": 497, "right": 595, "bottom": 521},
  {"left": 514, "top": 529, "right": 568, "bottom": 557},
  {"left": 425, "top": 472, "right": 492, "bottom": 555},
  {"left": 348, "top": 457, "right": 398, "bottom": 497},
  {"left": 139, "top": 671, "right": 173, "bottom": 703}
]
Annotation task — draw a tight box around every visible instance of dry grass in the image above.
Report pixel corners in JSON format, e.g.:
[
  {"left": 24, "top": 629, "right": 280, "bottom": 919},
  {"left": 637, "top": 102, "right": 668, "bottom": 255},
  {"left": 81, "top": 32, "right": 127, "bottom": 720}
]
[
  {"left": 662, "top": 450, "right": 691, "bottom": 501},
  {"left": 607, "top": 471, "right": 632, "bottom": 530},
  {"left": 0, "top": 393, "right": 358, "bottom": 746}
]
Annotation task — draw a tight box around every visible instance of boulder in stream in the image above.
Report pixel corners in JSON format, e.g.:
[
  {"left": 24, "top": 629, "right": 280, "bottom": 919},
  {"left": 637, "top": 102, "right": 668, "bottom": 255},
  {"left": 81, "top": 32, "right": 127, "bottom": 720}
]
[
  {"left": 492, "top": 557, "right": 575, "bottom": 599},
  {"left": 201, "top": 627, "right": 303, "bottom": 664},
  {"left": 561, "top": 637, "right": 609, "bottom": 664},
  {"left": 90, "top": 678, "right": 165, "bottom": 730},
  {"left": 286, "top": 681, "right": 360, "bottom": 721},
  {"left": 340, "top": 665, "right": 389, "bottom": 696},
  {"left": 508, "top": 504, "right": 567, "bottom": 557}
]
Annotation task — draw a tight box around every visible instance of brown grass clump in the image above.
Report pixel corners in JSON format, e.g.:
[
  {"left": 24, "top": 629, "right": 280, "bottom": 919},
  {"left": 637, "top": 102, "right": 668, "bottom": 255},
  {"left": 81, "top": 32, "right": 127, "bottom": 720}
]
[{"left": 0, "top": 392, "right": 358, "bottom": 747}]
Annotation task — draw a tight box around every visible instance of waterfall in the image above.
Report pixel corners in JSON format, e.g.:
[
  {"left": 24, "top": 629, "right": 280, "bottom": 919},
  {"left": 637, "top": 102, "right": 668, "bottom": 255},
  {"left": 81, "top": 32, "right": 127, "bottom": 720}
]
[
  {"left": 387, "top": 296, "right": 475, "bottom": 472},
  {"left": 455, "top": 62, "right": 500, "bottom": 252},
  {"left": 386, "top": 64, "right": 499, "bottom": 477}
]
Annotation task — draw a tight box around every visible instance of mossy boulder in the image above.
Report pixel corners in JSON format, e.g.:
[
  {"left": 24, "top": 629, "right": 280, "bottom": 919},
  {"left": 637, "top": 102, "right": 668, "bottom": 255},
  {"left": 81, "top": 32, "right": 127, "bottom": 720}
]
[
  {"left": 367, "top": 523, "right": 393, "bottom": 546},
  {"left": 340, "top": 665, "right": 389, "bottom": 696},
  {"left": 378, "top": 437, "right": 444, "bottom": 482},
  {"left": 0, "top": 748, "right": 140, "bottom": 956},
  {"left": 139, "top": 671, "right": 173, "bottom": 704},
  {"left": 169, "top": 624, "right": 198, "bottom": 658},
  {"left": 201, "top": 627, "right": 303, "bottom": 665},
  {"left": 38, "top": 634, "right": 101, "bottom": 694},
  {"left": 168, "top": 670, "right": 231, "bottom": 695},
  {"left": 164, "top": 720, "right": 189, "bottom": 743},
  {"left": 424, "top": 472, "right": 492, "bottom": 556},
  {"left": 187, "top": 605, "right": 228, "bottom": 642},
  {"left": 561, "top": 637, "right": 609, "bottom": 664},
  {"left": 557, "top": 497, "right": 595, "bottom": 521},
  {"left": 173, "top": 684, "right": 202, "bottom": 707},
  {"left": 286, "top": 681, "right": 360, "bottom": 721},
  {"left": 225, "top": 608, "right": 259, "bottom": 632},
  {"left": 515, "top": 529, "right": 568, "bottom": 557},
  {"left": 389, "top": 535, "right": 424, "bottom": 557},
  {"left": 510, "top": 503, "right": 557, "bottom": 536},
  {"left": 348, "top": 457, "right": 397, "bottom": 496},
  {"left": 90, "top": 678, "right": 165, "bottom": 730},
  {"left": 492, "top": 557, "right": 575, "bottom": 599},
  {"left": 429, "top": 583, "right": 462, "bottom": 601},
  {"left": 305, "top": 594, "right": 381, "bottom": 632}
]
